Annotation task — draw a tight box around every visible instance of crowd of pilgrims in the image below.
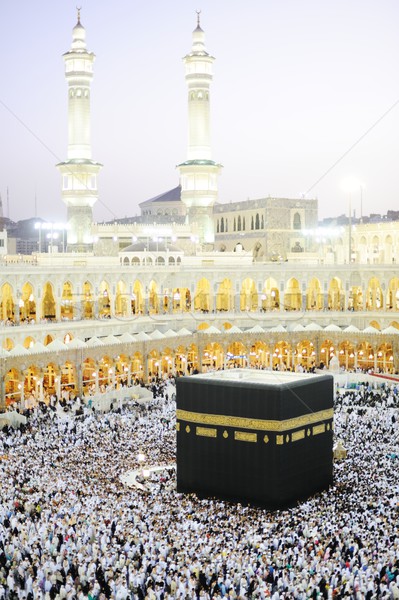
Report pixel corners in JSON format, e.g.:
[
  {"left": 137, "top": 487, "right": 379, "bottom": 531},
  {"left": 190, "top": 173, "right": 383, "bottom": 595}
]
[{"left": 0, "top": 375, "right": 399, "bottom": 599}]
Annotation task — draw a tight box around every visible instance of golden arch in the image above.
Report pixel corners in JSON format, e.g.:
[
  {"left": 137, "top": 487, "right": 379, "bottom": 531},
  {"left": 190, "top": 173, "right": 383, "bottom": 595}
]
[
  {"left": 366, "top": 277, "right": 383, "bottom": 311},
  {"left": 295, "top": 340, "right": 315, "bottom": 370},
  {"left": 338, "top": 340, "right": 355, "bottom": 371},
  {"left": 216, "top": 279, "right": 234, "bottom": 312},
  {"left": 386, "top": 277, "right": 399, "bottom": 311},
  {"left": 249, "top": 341, "right": 270, "bottom": 368},
  {"left": 61, "top": 281, "right": 75, "bottom": 320},
  {"left": 357, "top": 341, "right": 374, "bottom": 371},
  {"left": 320, "top": 339, "right": 335, "bottom": 368},
  {"left": 132, "top": 280, "right": 144, "bottom": 315},
  {"left": 226, "top": 341, "right": 247, "bottom": 368},
  {"left": 42, "top": 282, "right": 56, "bottom": 321},
  {"left": 82, "top": 280, "right": 94, "bottom": 319},
  {"left": 261, "top": 278, "right": 279, "bottom": 311},
  {"left": 115, "top": 280, "right": 129, "bottom": 317},
  {"left": 20, "top": 282, "right": 36, "bottom": 323},
  {"left": 194, "top": 278, "right": 211, "bottom": 313},
  {"left": 148, "top": 280, "right": 159, "bottom": 314},
  {"left": 306, "top": 278, "right": 323, "bottom": 311},
  {"left": 272, "top": 341, "right": 293, "bottom": 370},
  {"left": 284, "top": 278, "right": 301, "bottom": 311},
  {"left": 327, "top": 277, "right": 344, "bottom": 311},
  {"left": 240, "top": 278, "right": 258, "bottom": 312},
  {"left": 98, "top": 281, "right": 111, "bottom": 319},
  {"left": 202, "top": 342, "right": 224, "bottom": 371},
  {"left": 187, "top": 343, "right": 199, "bottom": 373},
  {"left": 1, "top": 282, "right": 15, "bottom": 322}
]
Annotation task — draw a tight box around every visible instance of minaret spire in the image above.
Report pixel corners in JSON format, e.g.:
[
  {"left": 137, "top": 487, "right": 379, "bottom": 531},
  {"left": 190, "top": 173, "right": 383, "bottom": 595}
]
[
  {"left": 56, "top": 10, "right": 102, "bottom": 252},
  {"left": 177, "top": 13, "right": 222, "bottom": 246},
  {"left": 76, "top": 6, "right": 81, "bottom": 24}
]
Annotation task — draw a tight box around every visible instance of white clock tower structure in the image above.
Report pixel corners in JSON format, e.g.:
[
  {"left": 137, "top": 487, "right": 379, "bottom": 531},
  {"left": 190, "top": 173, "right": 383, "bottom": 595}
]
[
  {"left": 178, "top": 13, "right": 222, "bottom": 245},
  {"left": 57, "top": 9, "right": 102, "bottom": 252}
]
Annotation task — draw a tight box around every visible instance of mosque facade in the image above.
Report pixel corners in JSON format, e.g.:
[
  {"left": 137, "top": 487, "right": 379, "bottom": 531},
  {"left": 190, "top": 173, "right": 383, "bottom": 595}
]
[{"left": 1, "top": 12, "right": 399, "bottom": 409}]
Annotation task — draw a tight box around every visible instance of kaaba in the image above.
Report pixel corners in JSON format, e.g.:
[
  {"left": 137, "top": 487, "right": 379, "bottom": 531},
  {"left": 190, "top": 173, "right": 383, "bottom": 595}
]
[{"left": 176, "top": 369, "right": 334, "bottom": 508}]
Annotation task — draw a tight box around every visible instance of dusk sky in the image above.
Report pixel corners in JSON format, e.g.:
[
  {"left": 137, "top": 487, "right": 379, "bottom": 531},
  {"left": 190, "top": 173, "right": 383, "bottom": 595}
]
[{"left": 1, "top": 0, "right": 399, "bottom": 224}]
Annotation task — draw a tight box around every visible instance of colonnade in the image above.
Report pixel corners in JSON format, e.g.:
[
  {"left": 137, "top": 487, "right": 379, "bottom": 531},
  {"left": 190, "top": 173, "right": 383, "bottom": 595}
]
[
  {"left": 2, "top": 332, "right": 396, "bottom": 408},
  {"left": 2, "top": 274, "right": 399, "bottom": 329}
]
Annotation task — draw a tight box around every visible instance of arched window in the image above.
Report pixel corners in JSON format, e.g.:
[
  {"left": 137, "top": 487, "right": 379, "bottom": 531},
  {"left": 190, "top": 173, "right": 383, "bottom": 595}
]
[
  {"left": 261, "top": 215, "right": 264, "bottom": 229},
  {"left": 243, "top": 217, "right": 246, "bottom": 230},
  {"left": 234, "top": 218, "right": 236, "bottom": 232},
  {"left": 221, "top": 218, "right": 224, "bottom": 233},
  {"left": 293, "top": 212, "right": 301, "bottom": 230},
  {"left": 237, "top": 216, "right": 242, "bottom": 231},
  {"left": 255, "top": 214, "right": 260, "bottom": 230},
  {"left": 217, "top": 220, "right": 220, "bottom": 233},
  {"left": 226, "top": 219, "right": 228, "bottom": 232},
  {"left": 251, "top": 216, "right": 254, "bottom": 230}
]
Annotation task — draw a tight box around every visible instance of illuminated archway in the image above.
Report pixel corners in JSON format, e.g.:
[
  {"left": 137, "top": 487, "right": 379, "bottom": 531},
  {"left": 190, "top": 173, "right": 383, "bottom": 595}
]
[
  {"left": 187, "top": 343, "right": 199, "bottom": 373},
  {"left": 272, "top": 341, "right": 292, "bottom": 370},
  {"left": 376, "top": 342, "right": 393, "bottom": 373},
  {"left": 132, "top": 280, "right": 144, "bottom": 315},
  {"left": 284, "top": 278, "right": 301, "bottom": 311},
  {"left": 386, "top": 277, "right": 399, "bottom": 310},
  {"left": 216, "top": 279, "right": 234, "bottom": 312},
  {"left": 338, "top": 340, "right": 355, "bottom": 371},
  {"left": 327, "top": 277, "right": 344, "bottom": 311},
  {"left": 366, "top": 277, "right": 383, "bottom": 310},
  {"left": 248, "top": 341, "right": 270, "bottom": 368},
  {"left": 148, "top": 280, "right": 159, "bottom": 314},
  {"left": 306, "top": 278, "right": 323, "bottom": 310},
  {"left": 83, "top": 358, "right": 97, "bottom": 394},
  {"left": 357, "top": 341, "right": 374, "bottom": 371},
  {"left": 194, "top": 278, "right": 211, "bottom": 313},
  {"left": 202, "top": 342, "right": 224, "bottom": 371},
  {"left": 4, "top": 368, "right": 23, "bottom": 405},
  {"left": 226, "top": 341, "right": 247, "bottom": 368},
  {"left": 295, "top": 340, "right": 316, "bottom": 370},
  {"left": 23, "top": 336, "right": 35, "bottom": 349},
  {"left": 98, "top": 281, "right": 111, "bottom": 319},
  {"left": 82, "top": 281, "right": 94, "bottom": 319},
  {"left": 115, "top": 280, "right": 129, "bottom": 317},
  {"left": 61, "top": 281, "right": 75, "bottom": 320},
  {"left": 319, "top": 339, "right": 335, "bottom": 368},
  {"left": 261, "top": 278, "right": 279, "bottom": 311},
  {"left": 240, "top": 278, "right": 258, "bottom": 312},
  {"left": 0, "top": 283, "right": 15, "bottom": 322},
  {"left": 20, "top": 282, "right": 36, "bottom": 322},
  {"left": 348, "top": 285, "right": 363, "bottom": 311},
  {"left": 148, "top": 349, "right": 161, "bottom": 379}
]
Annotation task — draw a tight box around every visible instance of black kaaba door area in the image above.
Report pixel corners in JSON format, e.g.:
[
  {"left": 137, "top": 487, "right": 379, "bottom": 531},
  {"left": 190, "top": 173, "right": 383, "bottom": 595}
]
[{"left": 176, "top": 370, "right": 334, "bottom": 509}]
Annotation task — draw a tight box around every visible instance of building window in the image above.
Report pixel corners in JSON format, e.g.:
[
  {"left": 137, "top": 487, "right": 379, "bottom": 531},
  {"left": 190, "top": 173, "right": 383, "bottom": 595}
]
[
  {"left": 221, "top": 218, "right": 224, "bottom": 233},
  {"left": 261, "top": 215, "right": 264, "bottom": 229},
  {"left": 217, "top": 220, "right": 219, "bottom": 233},
  {"left": 255, "top": 214, "right": 260, "bottom": 230},
  {"left": 243, "top": 217, "right": 246, "bottom": 230},
  {"left": 233, "top": 218, "right": 236, "bottom": 232},
  {"left": 251, "top": 216, "right": 254, "bottom": 230},
  {"left": 293, "top": 212, "right": 302, "bottom": 230},
  {"left": 237, "top": 216, "right": 241, "bottom": 231}
]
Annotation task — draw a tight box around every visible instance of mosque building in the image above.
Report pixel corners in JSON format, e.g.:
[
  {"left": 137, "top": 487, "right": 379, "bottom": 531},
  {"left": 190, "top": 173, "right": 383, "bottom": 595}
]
[{"left": 1, "top": 11, "right": 399, "bottom": 409}]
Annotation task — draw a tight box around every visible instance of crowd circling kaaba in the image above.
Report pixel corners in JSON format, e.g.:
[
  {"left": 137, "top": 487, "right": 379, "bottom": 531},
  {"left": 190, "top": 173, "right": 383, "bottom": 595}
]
[{"left": 0, "top": 376, "right": 398, "bottom": 599}]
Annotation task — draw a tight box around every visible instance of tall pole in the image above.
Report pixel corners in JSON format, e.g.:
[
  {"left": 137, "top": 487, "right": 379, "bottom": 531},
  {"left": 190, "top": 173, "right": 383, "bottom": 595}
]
[{"left": 348, "top": 197, "right": 352, "bottom": 264}]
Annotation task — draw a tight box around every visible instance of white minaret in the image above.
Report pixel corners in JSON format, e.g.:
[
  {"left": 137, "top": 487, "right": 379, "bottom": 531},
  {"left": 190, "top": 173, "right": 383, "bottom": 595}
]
[
  {"left": 57, "top": 8, "right": 102, "bottom": 252},
  {"left": 177, "top": 12, "right": 221, "bottom": 245}
]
